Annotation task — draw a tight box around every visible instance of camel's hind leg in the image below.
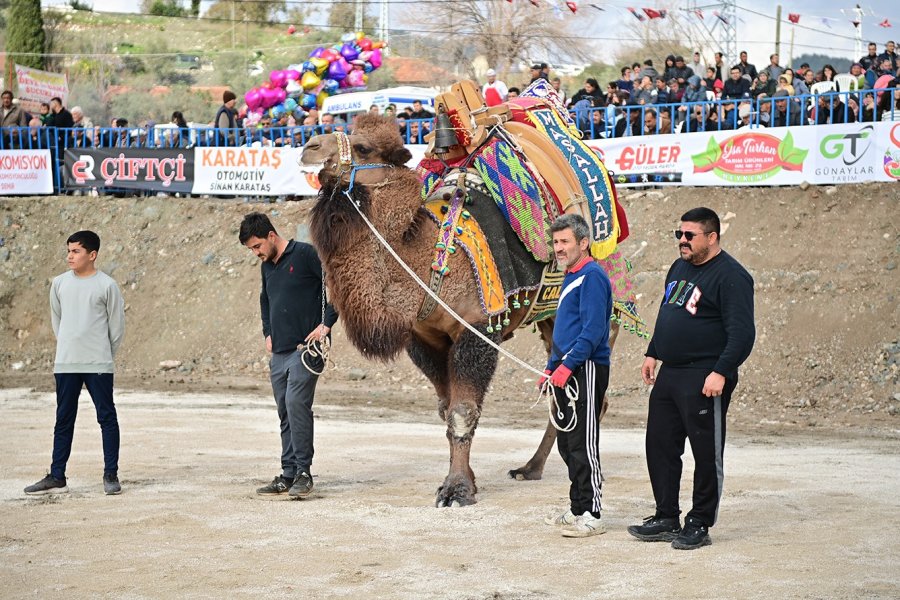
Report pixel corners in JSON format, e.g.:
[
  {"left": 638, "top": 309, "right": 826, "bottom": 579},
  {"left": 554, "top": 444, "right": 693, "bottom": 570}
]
[
  {"left": 508, "top": 320, "right": 619, "bottom": 481},
  {"left": 435, "top": 327, "right": 499, "bottom": 507}
]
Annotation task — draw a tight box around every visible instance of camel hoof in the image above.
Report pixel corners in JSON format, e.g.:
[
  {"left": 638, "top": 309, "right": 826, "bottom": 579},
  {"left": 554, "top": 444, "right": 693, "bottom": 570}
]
[
  {"left": 507, "top": 467, "right": 543, "bottom": 481},
  {"left": 435, "top": 482, "right": 477, "bottom": 507}
]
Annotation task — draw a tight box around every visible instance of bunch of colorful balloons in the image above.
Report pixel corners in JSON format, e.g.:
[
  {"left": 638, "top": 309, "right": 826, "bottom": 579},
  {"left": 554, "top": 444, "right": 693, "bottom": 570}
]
[{"left": 242, "top": 32, "right": 386, "bottom": 126}]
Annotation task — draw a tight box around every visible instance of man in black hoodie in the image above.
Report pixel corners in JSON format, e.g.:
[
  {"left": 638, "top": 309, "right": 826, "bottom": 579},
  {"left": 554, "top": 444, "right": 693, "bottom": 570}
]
[{"left": 628, "top": 207, "right": 755, "bottom": 551}]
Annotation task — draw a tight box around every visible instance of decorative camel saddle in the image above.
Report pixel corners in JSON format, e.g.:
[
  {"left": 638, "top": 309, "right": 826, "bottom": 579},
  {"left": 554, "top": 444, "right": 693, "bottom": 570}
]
[{"left": 415, "top": 79, "right": 648, "bottom": 338}]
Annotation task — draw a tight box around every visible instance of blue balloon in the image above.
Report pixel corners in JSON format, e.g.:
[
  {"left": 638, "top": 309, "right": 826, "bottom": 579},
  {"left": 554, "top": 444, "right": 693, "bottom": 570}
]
[
  {"left": 271, "top": 105, "right": 285, "bottom": 119},
  {"left": 300, "top": 93, "right": 317, "bottom": 110},
  {"left": 302, "top": 61, "right": 316, "bottom": 73},
  {"left": 284, "top": 97, "right": 298, "bottom": 112},
  {"left": 363, "top": 62, "right": 374, "bottom": 74},
  {"left": 293, "top": 107, "right": 306, "bottom": 121},
  {"left": 323, "top": 79, "right": 340, "bottom": 94}
]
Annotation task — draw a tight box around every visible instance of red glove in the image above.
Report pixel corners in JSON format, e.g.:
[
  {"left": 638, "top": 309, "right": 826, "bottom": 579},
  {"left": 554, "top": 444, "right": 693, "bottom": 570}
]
[
  {"left": 537, "top": 369, "right": 551, "bottom": 389},
  {"left": 550, "top": 364, "right": 573, "bottom": 388}
]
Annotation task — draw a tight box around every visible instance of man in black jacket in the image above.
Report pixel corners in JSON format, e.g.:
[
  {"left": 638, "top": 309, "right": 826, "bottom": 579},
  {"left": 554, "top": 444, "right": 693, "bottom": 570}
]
[
  {"left": 722, "top": 68, "right": 750, "bottom": 123},
  {"left": 628, "top": 207, "right": 755, "bottom": 550},
  {"left": 240, "top": 212, "right": 338, "bottom": 499}
]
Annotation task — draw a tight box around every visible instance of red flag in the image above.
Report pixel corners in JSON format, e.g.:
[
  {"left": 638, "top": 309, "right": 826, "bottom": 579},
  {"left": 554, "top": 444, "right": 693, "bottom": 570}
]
[
  {"left": 694, "top": 8, "right": 704, "bottom": 19},
  {"left": 566, "top": 1, "right": 577, "bottom": 13},
  {"left": 879, "top": 19, "right": 892, "bottom": 28},
  {"left": 642, "top": 8, "right": 663, "bottom": 19},
  {"left": 627, "top": 7, "right": 646, "bottom": 21},
  {"left": 787, "top": 13, "right": 800, "bottom": 24},
  {"left": 713, "top": 10, "right": 728, "bottom": 24}
]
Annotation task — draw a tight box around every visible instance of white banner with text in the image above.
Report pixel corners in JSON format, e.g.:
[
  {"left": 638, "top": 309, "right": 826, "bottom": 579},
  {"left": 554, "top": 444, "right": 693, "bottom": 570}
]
[
  {"left": 585, "top": 121, "right": 900, "bottom": 186},
  {"left": 0, "top": 150, "right": 54, "bottom": 195}
]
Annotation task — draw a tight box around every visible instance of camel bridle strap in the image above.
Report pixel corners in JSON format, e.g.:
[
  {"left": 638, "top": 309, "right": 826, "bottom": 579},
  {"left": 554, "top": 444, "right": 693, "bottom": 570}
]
[{"left": 329, "top": 132, "right": 396, "bottom": 194}]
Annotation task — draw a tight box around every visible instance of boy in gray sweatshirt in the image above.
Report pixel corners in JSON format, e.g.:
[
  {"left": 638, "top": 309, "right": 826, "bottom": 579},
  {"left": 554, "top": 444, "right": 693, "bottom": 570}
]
[{"left": 24, "top": 230, "right": 126, "bottom": 496}]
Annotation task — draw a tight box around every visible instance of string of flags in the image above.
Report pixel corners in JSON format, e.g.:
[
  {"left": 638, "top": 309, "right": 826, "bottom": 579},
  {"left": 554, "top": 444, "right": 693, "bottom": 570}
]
[{"left": 505, "top": 1, "right": 891, "bottom": 28}]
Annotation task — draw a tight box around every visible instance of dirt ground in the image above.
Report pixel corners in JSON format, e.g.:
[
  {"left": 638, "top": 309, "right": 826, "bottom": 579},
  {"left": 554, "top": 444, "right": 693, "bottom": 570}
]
[
  {"left": 1, "top": 387, "right": 898, "bottom": 599},
  {"left": 0, "top": 186, "right": 898, "bottom": 597}
]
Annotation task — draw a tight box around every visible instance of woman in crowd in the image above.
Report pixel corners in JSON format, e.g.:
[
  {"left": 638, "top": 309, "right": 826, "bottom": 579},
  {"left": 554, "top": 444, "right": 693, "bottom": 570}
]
[{"left": 821, "top": 64, "right": 837, "bottom": 82}]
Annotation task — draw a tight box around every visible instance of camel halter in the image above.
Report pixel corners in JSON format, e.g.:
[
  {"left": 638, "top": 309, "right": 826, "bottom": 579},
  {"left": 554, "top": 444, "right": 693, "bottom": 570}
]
[{"left": 332, "top": 131, "right": 395, "bottom": 194}]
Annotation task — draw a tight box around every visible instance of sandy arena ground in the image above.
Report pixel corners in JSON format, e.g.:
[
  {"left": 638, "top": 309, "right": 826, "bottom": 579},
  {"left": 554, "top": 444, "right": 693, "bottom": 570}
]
[{"left": 1, "top": 387, "right": 898, "bottom": 599}]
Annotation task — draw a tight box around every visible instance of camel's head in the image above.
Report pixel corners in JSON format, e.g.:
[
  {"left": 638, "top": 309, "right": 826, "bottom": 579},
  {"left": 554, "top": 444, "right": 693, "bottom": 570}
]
[{"left": 301, "top": 114, "right": 413, "bottom": 188}]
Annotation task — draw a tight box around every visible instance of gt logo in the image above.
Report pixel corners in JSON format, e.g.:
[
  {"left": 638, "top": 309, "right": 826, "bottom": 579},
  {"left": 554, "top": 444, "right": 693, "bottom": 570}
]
[
  {"left": 820, "top": 126, "right": 874, "bottom": 166},
  {"left": 71, "top": 155, "right": 96, "bottom": 184}
]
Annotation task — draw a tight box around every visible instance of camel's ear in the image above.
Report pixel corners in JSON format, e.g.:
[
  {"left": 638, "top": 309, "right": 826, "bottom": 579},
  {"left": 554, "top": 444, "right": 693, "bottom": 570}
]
[{"left": 388, "top": 147, "right": 412, "bottom": 166}]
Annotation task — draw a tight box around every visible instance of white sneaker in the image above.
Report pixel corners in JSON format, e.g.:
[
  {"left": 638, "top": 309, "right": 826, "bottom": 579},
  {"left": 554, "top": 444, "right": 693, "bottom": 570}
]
[
  {"left": 544, "top": 508, "right": 577, "bottom": 526},
  {"left": 562, "top": 512, "right": 606, "bottom": 538}
]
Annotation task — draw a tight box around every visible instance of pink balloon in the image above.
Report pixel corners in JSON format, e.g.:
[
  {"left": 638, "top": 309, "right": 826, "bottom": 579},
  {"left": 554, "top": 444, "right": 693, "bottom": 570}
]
[
  {"left": 274, "top": 87, "right": 287, "bottom": 103},
  {"left": 358, "top": 50, "right": 373, "bottom": 62},
  {"left": 369, "top": 48, "right": 382, "bottom": 69},
  {"left": 260, "top": 87, "right": 279, "bottom": 108},
  {"left": 245, "top": 88, "right": 262, "bottom": 111},
  {"left": 358, "top": 38, "right": 373, "bottom": 51},
  {"left": 347, "top": 70, "right": 365, "bottom": 87},
  {"left": 270, "top": 70, "right": 288, "bottom": 88},
  {"left": 286, "top": 69, "right": 301, "bottom": 80},
  {"left": 320, "top": 48, "right": 340, "bottom": 63}
]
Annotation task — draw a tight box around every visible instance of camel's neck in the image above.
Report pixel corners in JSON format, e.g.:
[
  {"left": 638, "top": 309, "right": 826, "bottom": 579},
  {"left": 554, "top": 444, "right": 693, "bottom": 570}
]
[{"left": 310, "top": 175, "right": 425, "bottom": 361}]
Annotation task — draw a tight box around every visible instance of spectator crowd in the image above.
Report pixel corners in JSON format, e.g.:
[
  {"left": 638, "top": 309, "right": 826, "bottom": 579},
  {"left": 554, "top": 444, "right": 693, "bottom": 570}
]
[{"left": 482, "top": 42, "right": 900, "bottom": 138}]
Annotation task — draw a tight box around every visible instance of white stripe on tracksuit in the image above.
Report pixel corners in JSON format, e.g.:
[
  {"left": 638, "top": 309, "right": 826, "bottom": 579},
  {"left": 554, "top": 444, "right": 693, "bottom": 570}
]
[{"left": 585, "top": 361, "right": 603, "bottom": 513}]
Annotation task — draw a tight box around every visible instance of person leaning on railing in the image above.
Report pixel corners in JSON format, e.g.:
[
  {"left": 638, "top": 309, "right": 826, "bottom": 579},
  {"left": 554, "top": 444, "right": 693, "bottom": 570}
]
[{"left": 1, "top": 90, "right": 28, "bottom": 149}]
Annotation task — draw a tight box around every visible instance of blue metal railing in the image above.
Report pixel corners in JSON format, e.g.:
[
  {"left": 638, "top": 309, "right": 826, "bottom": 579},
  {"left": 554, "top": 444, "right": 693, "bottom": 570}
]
[{"left": 1, "top": 88, "right": 896, "bottom": 194}]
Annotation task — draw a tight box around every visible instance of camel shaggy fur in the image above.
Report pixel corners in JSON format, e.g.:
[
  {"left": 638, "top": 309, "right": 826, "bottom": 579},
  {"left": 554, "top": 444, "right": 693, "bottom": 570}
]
[{"left": 302, "top": 114, "right": 617, "bottom": 505}]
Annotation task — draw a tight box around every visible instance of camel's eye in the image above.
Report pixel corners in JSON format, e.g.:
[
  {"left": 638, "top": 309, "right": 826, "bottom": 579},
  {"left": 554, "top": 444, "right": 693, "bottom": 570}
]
[{"left": 354, "top": 143, "right": 372, "bottom": 157}]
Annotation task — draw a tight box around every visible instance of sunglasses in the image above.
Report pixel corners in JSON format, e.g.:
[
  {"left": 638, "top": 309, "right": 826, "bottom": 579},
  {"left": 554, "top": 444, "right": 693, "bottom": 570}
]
[{"left": 674, "top": 229, "right": 709, "bottom": 241}]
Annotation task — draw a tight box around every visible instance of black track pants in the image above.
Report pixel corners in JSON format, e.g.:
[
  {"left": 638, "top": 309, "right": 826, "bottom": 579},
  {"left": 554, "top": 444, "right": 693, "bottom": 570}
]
[
  {"left": 645, "top": 365, "right": 737, "bottom": 527},
  {"left": 553, "top": 361, "right": 609, "bottom": 517}
]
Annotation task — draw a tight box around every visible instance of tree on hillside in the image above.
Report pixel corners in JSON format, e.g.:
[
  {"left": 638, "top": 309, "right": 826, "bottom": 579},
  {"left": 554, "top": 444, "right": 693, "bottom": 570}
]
[
  {"left": 6, "top": 0, "right": 45, "bottom": 70},
  {"left": 190, "top": 0, "right": 200, "bottom": 17},
  {"left": 206, "top": 0, "right": 285, "bottom": 24},
  {"left": 327, "top": 0, "right": 378, "bottom": 33},
  {"left": 0, "top": 0, "right": 10, "bottom": 31},
  {"left": 404, "top": 1, "right": 592, "bottom": 80}
]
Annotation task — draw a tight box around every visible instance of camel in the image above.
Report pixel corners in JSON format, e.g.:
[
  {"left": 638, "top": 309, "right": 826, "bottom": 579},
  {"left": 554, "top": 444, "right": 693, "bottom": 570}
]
[{"left": 301, "top": 113, "right": 625, "bottom": 506}]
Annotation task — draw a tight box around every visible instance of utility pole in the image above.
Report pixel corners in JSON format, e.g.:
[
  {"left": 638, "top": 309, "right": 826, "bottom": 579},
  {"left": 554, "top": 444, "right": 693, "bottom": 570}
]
[
  {"left": 231, "top": 1, "right": 236, "bottom": 50},
  {"left": 774, "top": 5, "right": 781, "bottom": 57},
  {"left": 355, "top": 0, "right": 364, "bottom": 32},
  {"left": 379, "top": 0, "right": 390, "bottom": 52}
]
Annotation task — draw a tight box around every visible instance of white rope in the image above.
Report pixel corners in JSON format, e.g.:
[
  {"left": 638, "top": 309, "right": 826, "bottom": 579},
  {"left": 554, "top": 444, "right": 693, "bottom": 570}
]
[
  {"left": 300, "top": 335, "right": 331, "bottom": 376},
  {"left": 340, "top": 182, "right": 580, "bottom": 428}
]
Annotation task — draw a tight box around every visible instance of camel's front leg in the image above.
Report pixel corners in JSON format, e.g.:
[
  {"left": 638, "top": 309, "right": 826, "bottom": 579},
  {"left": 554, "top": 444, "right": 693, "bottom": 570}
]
[{"left": 435, "top": 328, "right": 498, "bottom": 507}]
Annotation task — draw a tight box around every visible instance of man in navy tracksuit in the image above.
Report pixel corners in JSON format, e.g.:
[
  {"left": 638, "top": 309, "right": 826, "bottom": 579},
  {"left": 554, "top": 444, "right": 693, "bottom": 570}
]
[
  {"left": 542, "top": 214, "right": 612, "bottom": 538},
  {"left": 629, "top": 207, "right": 755, "bottom": 550}
]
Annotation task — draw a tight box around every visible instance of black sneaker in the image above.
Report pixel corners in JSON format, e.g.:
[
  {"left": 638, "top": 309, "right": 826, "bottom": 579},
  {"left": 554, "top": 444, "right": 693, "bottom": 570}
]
[
  {"left": 103, "top": 473, "right": 122, "bottom": 495},
  {"left": 672, "top": 517, "right": 711, "bottom": 550},
  {"left": 24, "top": 474, "right": 69, "bottom": 495},
  {"left": 288, "top": 471, "right": 314, "bottom": 498},
  {"left": 627, "top": 514, "right": 681, "bottom": 542},
  {"left": 256, "top": 475, "right": 293, "bottom": 496}
]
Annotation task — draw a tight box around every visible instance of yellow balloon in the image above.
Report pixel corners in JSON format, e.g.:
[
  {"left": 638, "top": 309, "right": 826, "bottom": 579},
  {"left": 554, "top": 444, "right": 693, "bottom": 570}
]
[
  {"left": 300, "top": 70, "right": 321, "bottom": 91},
  {"left": 372, "top": 41, "right": 384, "bottom": 49},
  {"left": 316, "top": 91, "right": 329, "bottom": 108},
  {"left": 356, "top": 31, "right": 365, "bottom": 41},
  {"left": 310, "top": 57, "right": 329, "bottom": 77}
]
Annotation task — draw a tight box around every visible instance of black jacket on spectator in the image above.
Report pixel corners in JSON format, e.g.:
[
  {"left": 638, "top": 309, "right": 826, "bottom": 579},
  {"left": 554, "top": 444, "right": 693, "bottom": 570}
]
[
  {"left": 771, "top": 106, "right": 802, "bottom": 128},
  {"left": 50, "top": 107, "right": 74, "bottom": 149},
  {"left": 723, "top": 78, "right": 751, "bottom": 100},
  {"left": 860, "top": 52, "right": 880, "bottom": 72},
  {"left": 614, "top": 113, "right": 642, "bottom": 137},
  {"left": 670, "top": 65, "right": 694, "bottom": 83},
  {"left": 736, "top": 61, "right": 758, "bottom": 81}
]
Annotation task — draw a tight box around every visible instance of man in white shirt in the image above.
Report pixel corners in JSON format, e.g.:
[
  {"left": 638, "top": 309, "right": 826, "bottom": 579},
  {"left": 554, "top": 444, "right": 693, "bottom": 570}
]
[{"left": 482, "top": 69, "right": 508, "bottom": 103}]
